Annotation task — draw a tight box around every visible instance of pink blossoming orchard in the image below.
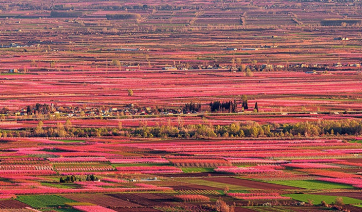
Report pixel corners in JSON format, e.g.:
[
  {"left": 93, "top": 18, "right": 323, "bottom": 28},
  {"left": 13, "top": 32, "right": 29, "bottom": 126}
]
[
  {"left": 1, "top": 0, "right": 362, "bottom": 211},
  {"left": 1, "top": 137, "right": 362, "bottom": 211}
]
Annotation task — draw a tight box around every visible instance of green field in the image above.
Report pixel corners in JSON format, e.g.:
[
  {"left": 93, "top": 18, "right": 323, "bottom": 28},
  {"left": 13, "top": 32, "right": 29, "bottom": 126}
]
[
  {"left": 284, "top": 194, "right": 362, "bottom": 205},
  {"left": 111, "top": 163, "right": 172, "bottom": 167},
  {"left": 0, "top": 72, "right": 24, "bottom": 75},
  {"left": 349, "top": 139, "right": 362, "bottom": 144},
  {"left": 17, "top": 195, "right": 76, "bottom": 209},
  {"left": 181, "top": 167, "right": 214, "bottom": 173},
  {"left": 41, "top": 182, "right": 82, "bottom": 189},
  {"left": 243, "top": 206, "right": 295, "bottom": 212},
  {"left": 182, "top": 178, "right": 247, "bottom": 190},
  {"left": 56, "top": 139, "right": 85, "bottom": 143},
  {"left": 270, "top": 180, "right": 354, "bottom": 189}
]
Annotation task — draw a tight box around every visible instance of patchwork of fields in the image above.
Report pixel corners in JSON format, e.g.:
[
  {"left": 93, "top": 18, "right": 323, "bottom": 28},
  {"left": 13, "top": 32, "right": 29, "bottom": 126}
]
[
  {"left": 1, "top": 0, "right": 362, "bottom": 211},
  {"left": 0, "top": 137, "right": 362, "bottom": 211}
]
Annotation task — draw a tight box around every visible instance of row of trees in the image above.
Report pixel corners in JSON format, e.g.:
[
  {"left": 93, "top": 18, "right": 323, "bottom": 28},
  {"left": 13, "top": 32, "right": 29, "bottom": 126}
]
[
  {"left": 26, "top": 103, "right": 53, "bottom": 115},
  {"left": 183, "top": 102, "right": 202, "bottom": 113},
  {"left": 0, "top": 119, "right": 361, "bottom": 139},
  {"left": 60, "top": 175, "right": 79, "bottom": 183},
  {"left": 106, "top": 14, "right": 141, "bottom": 20},
  {"left": 282, "top": 119, "right": 362, "bottom": 137},
  {"left": 0, "top": 107, "right": 9, "bottom": 114},
  {"left": 130, "top": 119, "right": 362, "bottom": 138},
  {"left": 50, "top": 11, "right": 83, "bottom": 17},
  {"left": 2, "top": 96, "right": 255, "bottom": 119},
  {"left": 59, "top": 174, "right": 98, "bottom": 183},
  {"left": 209, "top": 95, "right": 258, "bottom": 113},
  {"left": 209, "top": 101, "right": 237, "bottom": 113}
]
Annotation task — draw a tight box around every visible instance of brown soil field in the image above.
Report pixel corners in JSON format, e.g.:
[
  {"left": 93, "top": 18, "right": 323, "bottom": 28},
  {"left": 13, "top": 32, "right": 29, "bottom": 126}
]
[
  {"left": 169, "top": 184, "right": 219, "bottom": 190},
  {"left": 234, "top": 208, "right": 257, "bottom": 212},
  {"left": 313, "top": 192, "right": 362, "bottom": 200},
  {"left": 107, "top": 193, "right": 176, "bottom": 207},
  {"left": 345, "top": 159, "right": 362, "bottom": 163},
  {"left": 0, "top": 200, "right": 30, "bottom": 209},
  {"left": 159, "top": 172, "right": 229, "bottom": 178}
]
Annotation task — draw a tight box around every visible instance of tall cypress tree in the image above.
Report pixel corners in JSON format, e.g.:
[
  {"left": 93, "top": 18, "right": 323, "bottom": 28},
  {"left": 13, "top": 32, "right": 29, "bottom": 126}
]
[{"left": 241, "top": 95, "right": 248, "bottom": 109}]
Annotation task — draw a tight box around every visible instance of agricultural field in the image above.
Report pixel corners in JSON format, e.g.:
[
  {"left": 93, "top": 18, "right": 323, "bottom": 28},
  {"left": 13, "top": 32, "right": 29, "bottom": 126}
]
[
  {"left": 0, "top": 0, "right": 362, "bottom": 211},
  {"left": 1, "top": 138, "right": 362, "bottom": 211}
]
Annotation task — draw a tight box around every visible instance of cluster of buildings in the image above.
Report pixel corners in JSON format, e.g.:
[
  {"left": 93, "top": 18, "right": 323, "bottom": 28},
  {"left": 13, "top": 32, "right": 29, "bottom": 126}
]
[
  {"left": 0, "top": 43, "right": 38, "bottom": 48},
  {"left": 223, "top": 45, "right": 278, "bottom": 51},
  {"left": 13, "top": 103, "right": 189, "bottom": 118}
]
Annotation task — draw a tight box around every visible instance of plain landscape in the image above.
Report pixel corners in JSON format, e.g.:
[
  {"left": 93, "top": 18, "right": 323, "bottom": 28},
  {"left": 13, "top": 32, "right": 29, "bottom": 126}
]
[{"left": 1, "top": 0, "right": 362, "bottom": 211}]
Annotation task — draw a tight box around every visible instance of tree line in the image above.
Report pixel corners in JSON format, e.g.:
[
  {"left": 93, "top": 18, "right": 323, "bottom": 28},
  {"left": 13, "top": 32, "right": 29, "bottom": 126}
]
[
  {"left": 1, "top": 119, "right": 360, "bottom": 139},
  {"left": 208, "top": 95, "right": 258, "bottom": 113}
]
